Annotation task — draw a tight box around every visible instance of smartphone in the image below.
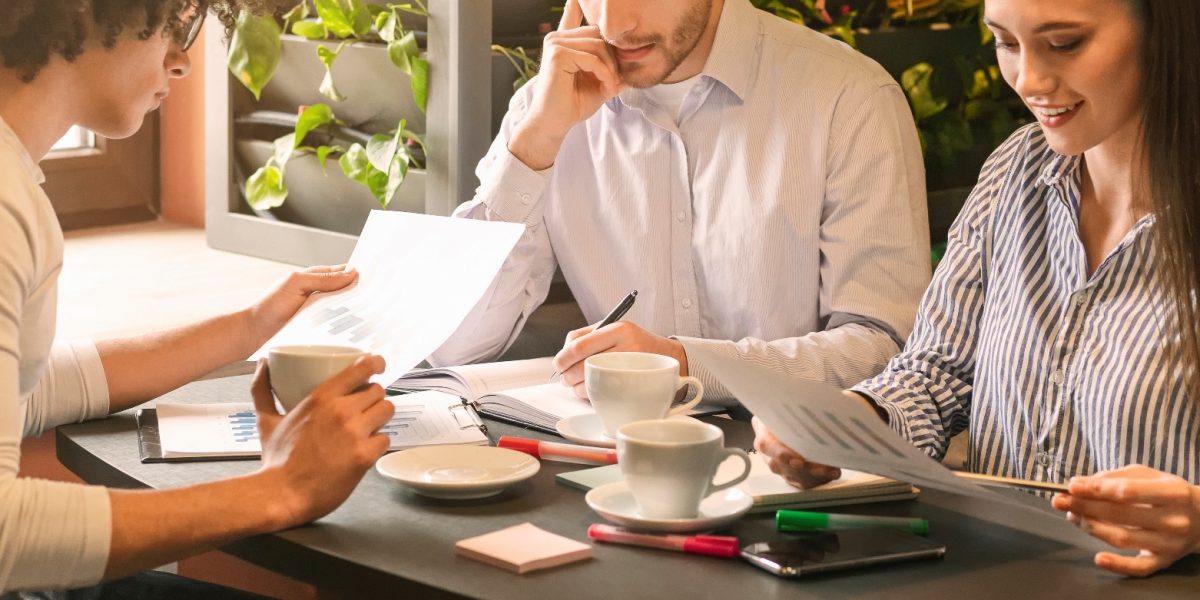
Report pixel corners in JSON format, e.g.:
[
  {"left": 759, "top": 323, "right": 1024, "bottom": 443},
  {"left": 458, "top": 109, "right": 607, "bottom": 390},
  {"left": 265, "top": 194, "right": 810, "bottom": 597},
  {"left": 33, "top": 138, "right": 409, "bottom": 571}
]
[{"left": 741, "top": 528, "right": 946, "bottom": 578}]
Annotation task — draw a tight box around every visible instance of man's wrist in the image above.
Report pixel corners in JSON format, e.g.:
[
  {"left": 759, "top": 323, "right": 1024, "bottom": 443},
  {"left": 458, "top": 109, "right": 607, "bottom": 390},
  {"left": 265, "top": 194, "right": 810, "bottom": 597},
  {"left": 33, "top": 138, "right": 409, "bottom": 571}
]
[{"left": 508, "top": 120, "right": 566, "bottom": 171}]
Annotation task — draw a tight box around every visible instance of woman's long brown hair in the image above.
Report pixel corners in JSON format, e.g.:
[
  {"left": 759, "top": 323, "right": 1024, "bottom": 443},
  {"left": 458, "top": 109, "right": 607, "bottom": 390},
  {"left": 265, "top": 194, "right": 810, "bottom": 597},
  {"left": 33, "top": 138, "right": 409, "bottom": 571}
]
[{"left": 1135, "top": 0, "right": 1200, "bottom": 399}]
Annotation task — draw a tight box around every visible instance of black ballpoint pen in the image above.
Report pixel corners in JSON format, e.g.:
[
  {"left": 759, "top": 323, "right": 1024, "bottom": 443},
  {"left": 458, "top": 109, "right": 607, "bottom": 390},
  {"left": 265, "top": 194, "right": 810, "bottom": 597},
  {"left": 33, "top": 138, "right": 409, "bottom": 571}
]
[{"left": 549, "top": 289, "right": 639, "bottom": 382}]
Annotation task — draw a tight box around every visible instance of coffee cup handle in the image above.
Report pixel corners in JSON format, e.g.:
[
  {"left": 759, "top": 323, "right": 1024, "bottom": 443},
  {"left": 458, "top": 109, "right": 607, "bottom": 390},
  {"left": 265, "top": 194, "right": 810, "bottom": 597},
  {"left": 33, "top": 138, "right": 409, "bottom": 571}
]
[
  {"left": 666, "top": 376, "right": 704, "bottom": 416},
  {"left": 708, "top": 448, "right": 752, "bottom": 494}
]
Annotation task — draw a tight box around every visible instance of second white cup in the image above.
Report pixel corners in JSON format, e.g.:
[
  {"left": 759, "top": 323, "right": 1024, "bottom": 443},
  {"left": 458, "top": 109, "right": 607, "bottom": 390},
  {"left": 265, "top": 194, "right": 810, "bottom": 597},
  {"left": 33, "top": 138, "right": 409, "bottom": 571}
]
[
  {"left": 584, "top": 351, "right": 705, "bottom": 437},
  {"left": 267, "top": 345, "right": 366, "bottom": 412},
  {"left": 617, "top": 419, "right": 752, "bottom": 519}
]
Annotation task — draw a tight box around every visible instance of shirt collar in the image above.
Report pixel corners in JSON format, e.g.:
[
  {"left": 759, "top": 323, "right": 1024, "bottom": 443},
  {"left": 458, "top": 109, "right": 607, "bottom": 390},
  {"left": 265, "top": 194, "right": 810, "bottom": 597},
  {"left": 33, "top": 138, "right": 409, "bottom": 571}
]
[
  {"left": 1038, "top": 150, "right": 1080, "bottom": 189},
  {"left": 0, "top": 114, "right": 45, "bottom": 185},
  {"left": 609, "top": 0, "right": 762, "bottom": 113}
]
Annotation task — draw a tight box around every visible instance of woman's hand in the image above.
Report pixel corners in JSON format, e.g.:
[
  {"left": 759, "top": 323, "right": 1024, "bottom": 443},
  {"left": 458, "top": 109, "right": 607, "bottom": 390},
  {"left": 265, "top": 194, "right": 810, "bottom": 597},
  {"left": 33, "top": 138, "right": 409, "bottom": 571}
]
[
  {"left": 247, "top": 265, "right": 358, "bottom": 348},
  {"left": 751, "top": 416, "right": 842, "bottom": 489},
  {"left": 1051, "top": 464, "right": 1200, "bottom": 577}
]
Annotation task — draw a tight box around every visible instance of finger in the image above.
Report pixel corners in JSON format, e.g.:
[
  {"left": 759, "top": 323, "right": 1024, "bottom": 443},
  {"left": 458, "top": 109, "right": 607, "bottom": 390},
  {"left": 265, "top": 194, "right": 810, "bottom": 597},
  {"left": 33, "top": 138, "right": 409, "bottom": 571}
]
[
  {"left": 250, "top": 359, "right": 282, "bottom": 438},
  {"left": 561, "top": 361, "right": 585, "bottom": 389},
  {"left": 572, "top": 380, "right": 588, "bottom": 400},
  {"left": 547, "top": 36, "right": 619, "bottom": 72},
  {"left": 565, "top": 324, "right": 595, "bottom": 343},
  {"left": 302, "top": 264, "right": 349, "bottom": 274},
  {"left": 1073, "top": 516, "right": 1185, "bottom": 555},
  {"left": 548, "top": 46, "right": 620, "bottom": 93},
  {"left": 289, "top": 268, "right": 359, "bottom": 293},
  {"left": 1068, "top": 473, "right": 1192, "bottom": 505},
  {"left": 354, "top": 395, "right": 397, "bottom": 436},
  {"left": 1095, "top": 550, "right": 1175, "bottom": 578},
  {"left": 1052, "top": 494, "right": 1178, "bottom": 531},
  {"left": 554, "top": 325, "right": 622, "bottom": 374},
  {"left": 312, "top": 355, "right": 386, "bottom": 397},
  {"left": 559, "top": 0, "right": 584, "bottom": 31}
]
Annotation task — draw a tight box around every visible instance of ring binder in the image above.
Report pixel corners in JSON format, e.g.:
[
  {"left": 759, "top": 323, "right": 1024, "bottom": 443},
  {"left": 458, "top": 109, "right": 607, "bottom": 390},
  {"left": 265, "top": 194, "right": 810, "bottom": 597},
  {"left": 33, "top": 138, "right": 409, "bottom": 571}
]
[{"left": 452, "top": 399, "right": 489, "bottom": 436}]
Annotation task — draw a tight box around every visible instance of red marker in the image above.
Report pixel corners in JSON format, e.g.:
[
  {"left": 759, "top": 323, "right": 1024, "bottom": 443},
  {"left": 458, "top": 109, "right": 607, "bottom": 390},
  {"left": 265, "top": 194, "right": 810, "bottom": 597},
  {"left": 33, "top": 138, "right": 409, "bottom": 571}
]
[
  {"left": 498, "top": 436, "right": 618, "bottom": 466},
  {"left": 587, "top": 524, "right": 740, "bottom": 558}
]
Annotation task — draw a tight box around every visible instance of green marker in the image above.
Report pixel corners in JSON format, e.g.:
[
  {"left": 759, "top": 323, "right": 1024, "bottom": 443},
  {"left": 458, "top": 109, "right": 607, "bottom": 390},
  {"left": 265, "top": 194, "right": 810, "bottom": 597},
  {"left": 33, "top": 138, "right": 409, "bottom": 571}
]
[{"left": 776, "top": 510, "right": 929, "bottom": 535}]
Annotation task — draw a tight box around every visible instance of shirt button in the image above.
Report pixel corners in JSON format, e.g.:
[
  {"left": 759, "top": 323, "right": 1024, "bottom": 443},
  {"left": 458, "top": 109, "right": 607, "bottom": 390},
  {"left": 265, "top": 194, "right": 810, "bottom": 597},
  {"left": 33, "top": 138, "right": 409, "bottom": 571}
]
[
  {"left": 675, "top": 210, "right": 686, "bottom": 222},
  {"left": 1050, "top": 370, "right": 1064, "bottom": 385},
  {"left": 681, "top": 298, "right": 693, "bottom": 309},
  {"left": 520, "top": 193, "right": 532, "bottom": 205},
  {"left": 1037, "top": 453, "right": 1050, "bottom": 467}
]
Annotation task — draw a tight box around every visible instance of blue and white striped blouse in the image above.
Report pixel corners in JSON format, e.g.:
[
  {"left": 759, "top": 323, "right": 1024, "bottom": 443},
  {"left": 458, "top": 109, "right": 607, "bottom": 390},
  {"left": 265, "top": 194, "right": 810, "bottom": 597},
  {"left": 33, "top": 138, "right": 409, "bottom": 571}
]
[{"left": 854, "top": 124, "right": 1200, "bottom": 485}]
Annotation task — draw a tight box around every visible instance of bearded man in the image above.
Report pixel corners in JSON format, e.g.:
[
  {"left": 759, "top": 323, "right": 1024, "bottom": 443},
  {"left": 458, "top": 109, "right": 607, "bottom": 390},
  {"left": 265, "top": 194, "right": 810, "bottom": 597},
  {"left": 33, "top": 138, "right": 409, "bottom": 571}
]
[{"left": 432, "top": 0, "right": 932, "bottom": 408}]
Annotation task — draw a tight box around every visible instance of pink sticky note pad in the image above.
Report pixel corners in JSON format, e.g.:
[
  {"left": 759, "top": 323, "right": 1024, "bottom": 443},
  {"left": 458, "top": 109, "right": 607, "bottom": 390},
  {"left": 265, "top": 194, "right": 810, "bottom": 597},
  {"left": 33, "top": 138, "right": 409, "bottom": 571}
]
[{"left": 456, "top": 522, "right": 593, "bottom": 574}]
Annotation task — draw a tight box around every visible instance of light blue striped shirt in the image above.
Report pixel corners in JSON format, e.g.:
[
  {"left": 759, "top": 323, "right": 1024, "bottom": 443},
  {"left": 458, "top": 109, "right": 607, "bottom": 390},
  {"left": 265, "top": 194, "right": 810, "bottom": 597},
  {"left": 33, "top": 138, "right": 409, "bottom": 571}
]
[{"left": 856, "top": 124, "right": 1200, "bottom": 485}]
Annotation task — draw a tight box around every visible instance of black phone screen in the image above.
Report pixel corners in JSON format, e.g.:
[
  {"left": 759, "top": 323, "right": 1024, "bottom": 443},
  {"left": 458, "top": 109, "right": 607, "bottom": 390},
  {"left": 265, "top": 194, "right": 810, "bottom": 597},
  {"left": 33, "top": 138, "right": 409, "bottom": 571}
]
[{"left": 741, "top": 528, "right": 946, "bottom": 578}]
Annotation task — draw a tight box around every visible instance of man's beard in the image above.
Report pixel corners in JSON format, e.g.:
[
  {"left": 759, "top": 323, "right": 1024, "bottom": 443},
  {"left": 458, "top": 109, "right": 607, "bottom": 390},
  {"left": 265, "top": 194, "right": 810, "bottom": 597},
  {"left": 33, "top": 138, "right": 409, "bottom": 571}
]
[{"left": 610, "top": 0, "right": 713, "bottom": 88}]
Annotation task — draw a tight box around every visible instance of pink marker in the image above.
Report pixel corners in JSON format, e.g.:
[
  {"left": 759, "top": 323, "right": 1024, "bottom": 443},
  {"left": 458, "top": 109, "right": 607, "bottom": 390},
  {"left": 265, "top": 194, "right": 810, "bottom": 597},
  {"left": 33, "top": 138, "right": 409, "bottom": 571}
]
[
  {"left": 498, "top": 436, "right": 618, "bottom": 466},
  {"left": 587, "top": 524, "right": 740, "bottom": 558}
]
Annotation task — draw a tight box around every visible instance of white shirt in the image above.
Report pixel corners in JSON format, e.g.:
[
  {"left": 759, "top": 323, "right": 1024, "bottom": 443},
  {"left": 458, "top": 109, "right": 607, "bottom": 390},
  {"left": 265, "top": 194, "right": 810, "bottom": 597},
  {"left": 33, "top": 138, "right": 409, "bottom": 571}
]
[
  {"left": 641, "top": 75, "right": 700, "bottom": 125},
  {"left": 0, "top": 115, "right": 112, "bottom": 593},
  {"left": 431, "top": 0, "right": 932, "bottom": 402}
]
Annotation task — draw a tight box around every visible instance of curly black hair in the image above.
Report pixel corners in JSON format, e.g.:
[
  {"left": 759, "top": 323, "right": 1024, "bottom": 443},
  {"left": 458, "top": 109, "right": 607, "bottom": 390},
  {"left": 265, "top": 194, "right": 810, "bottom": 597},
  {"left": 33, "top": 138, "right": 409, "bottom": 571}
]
[{"left": 0, "top": 0, "right": 292, "bottom": 82}]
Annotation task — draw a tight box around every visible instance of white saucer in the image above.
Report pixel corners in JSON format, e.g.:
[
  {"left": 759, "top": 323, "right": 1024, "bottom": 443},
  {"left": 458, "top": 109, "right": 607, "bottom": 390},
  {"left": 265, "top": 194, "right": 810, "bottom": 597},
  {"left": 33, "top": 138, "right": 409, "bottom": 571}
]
[
  {"left": 584, "top": 481, "right": 753, "bottom": 533},
  {"left": 375, "top": 445, "right": 540, "bottom": 500},
  {"left": 555, "top": 413, "right": 699, "bottom": 448}
]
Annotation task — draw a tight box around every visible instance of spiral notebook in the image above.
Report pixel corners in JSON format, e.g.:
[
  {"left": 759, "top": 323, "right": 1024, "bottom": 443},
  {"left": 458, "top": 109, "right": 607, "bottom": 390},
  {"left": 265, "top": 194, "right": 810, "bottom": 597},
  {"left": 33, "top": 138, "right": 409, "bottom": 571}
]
[
  {"left": 136, "top": 390, "right": 488, "bottom": 463},
  {"left": 390, "top": 357, "right": 724, "bottom": 434}
]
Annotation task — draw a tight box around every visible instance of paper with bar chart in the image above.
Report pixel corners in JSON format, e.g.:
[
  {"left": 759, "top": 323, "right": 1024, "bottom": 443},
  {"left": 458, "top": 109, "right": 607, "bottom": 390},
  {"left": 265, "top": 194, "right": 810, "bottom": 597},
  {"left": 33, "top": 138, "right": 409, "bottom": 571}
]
[
  {"left": 689, "top": 347, "right": 1107, "bottom": 551},
  {"left": 251, "top": 211, "right": 524, "bottom": 387},
  {"left": 155, "top": 391, "right": 486, "bottom": 459}
]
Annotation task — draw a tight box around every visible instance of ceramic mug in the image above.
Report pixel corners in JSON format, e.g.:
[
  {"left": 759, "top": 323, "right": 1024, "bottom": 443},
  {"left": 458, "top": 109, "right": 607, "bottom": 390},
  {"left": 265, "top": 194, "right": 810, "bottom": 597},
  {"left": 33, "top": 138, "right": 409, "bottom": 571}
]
[
  {"left": 616, "top": 419, "right": 752, "bottom": 519},
  {"left": 267, "top": 345, "right": 366, "bottom": 411},
  {"left": 584, "top": 352, "right": 705, "bottom": 437}
]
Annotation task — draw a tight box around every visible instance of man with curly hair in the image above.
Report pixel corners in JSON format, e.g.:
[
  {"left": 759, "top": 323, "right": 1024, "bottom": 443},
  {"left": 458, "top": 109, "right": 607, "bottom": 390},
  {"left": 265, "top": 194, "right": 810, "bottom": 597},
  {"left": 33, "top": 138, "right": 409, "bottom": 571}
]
[{"left": 0, "top": 2, "right": 399, "bottom": 597}]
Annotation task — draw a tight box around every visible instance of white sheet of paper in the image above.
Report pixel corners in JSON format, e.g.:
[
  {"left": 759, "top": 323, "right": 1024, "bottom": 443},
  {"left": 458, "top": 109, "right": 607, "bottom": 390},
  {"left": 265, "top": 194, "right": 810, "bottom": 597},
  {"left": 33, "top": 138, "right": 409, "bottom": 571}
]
[
  {"left": 252, "top": 211, "right": 524, "bottom": 386},
  {"left": 689, "top": 347, "right": 1106, "bottom": 550}
]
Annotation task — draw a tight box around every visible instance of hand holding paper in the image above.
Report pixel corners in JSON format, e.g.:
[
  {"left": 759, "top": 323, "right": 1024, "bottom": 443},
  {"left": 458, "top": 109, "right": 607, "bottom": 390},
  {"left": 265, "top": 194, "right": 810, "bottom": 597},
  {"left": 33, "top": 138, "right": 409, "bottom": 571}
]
[{"left": 252, "top": 211, "right": 525, "bottom": 386}]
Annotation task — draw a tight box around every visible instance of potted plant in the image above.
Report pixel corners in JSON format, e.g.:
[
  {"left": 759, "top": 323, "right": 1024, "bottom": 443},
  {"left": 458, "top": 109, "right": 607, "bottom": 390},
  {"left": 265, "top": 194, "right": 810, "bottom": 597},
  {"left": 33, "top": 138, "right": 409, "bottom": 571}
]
[{"left": 208, "top": 0, "right": 545, "bottom": 259}]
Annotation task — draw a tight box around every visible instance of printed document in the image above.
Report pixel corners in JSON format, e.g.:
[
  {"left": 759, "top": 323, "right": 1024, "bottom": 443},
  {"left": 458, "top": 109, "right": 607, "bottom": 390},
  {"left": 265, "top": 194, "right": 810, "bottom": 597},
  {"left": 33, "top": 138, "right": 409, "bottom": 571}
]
[
  {"left": 252, "top": 211, "right": 524, "bottom": 386},
  {"left": 689, "top": 347, "right": 1108, "bottom": 550}
]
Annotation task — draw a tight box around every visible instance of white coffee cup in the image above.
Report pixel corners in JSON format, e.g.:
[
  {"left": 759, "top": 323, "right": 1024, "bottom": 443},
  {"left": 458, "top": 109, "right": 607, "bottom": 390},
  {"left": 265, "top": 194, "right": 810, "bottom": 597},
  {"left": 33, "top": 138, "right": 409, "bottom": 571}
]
[
  {"left": 584, "top": 352, "right": 705, "bottom": 437},
  {"left": 617, "top": 419, "right": 752, "bottom": 519},
  {"left": 267, "top": 345, "right": 366, "bottom": 411}
]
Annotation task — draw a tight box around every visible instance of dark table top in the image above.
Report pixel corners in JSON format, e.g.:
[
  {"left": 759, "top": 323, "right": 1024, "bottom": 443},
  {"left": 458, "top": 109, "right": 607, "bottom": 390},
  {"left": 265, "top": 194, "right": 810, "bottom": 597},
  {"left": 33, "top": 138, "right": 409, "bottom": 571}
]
[{"left": 56, "top": 375, "right": 1199, "bottom": 599}]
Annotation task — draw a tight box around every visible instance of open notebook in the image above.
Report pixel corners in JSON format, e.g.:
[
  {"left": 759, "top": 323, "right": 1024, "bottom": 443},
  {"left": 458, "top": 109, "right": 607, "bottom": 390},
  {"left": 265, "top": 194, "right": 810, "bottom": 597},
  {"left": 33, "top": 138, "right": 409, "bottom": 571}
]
[
  {"left": 389, "top": 357, "right": 723, "bottom": 434},
  {"left": 557, "top": 453, "right": 917, "bottom": 513},
  {"left": 140, "top": 390, "right": 487, "bottom": 462}
]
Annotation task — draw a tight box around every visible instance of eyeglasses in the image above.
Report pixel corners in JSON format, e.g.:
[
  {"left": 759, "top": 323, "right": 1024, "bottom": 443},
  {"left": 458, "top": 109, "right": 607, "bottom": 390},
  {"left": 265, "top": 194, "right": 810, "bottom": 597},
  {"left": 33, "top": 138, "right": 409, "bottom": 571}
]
[{"left": 177, "top": 5, "right": 204, "bottom": 51}]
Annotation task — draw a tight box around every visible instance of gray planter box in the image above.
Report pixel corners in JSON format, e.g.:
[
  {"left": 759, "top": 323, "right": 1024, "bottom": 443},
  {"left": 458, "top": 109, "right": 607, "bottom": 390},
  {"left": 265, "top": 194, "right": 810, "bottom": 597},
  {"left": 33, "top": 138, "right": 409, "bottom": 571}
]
[
  {"left": 234, "top": 139, "right": 426, "bottom": 235},
  {"left": 207, "top": 2, "right": 496, "bottom": 266}
]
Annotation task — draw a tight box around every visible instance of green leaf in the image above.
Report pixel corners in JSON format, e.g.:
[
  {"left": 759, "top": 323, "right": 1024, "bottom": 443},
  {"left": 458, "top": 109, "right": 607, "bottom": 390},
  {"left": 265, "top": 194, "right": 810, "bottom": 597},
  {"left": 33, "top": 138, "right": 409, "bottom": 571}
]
[
  {"left": 901, "top": 63, "right": 948, "bottom": 122},
  {"left": 317, "top": 45, "right": 347, "bottom": 101},
  {"left": 272, "top": 133, "right": 296, "bottom": 170},
  {"left": 227, "top": 10, "right": 281, "bottom": 100},
  {"left": 291, "top": 20, "right": 327, "bottom": 40},
  {"left": 246, "top": 165, "right": 288, "bottom": 209},
  {"left": 282, "top": 2, "right": 310, "bottom": 30},
  {"left": 314, "top": 0, "right": 356, "bottom": 38},
  {"left": 349, "top": 0, "right": 374, "bottom": 37},
  {"left": 375, "top": 11, "right": 395, "bottom": 41},
  {"left": 316, "top": 145, "right": 344, "bottom": 173},
  {"left": 365, "top": 133, "right": 397, "bottom": 173},
  {"left": 387, "top": 30, "right": 418, "bottom": 73},
  {"left": 294, "top": 103, "right": 336, "bottom": 147},
  {"left": 410, "top": 56, "right": 429, "bottom": 113},
  {"left": 340, "top": 144, "right": 392, "bottom": 206}
]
